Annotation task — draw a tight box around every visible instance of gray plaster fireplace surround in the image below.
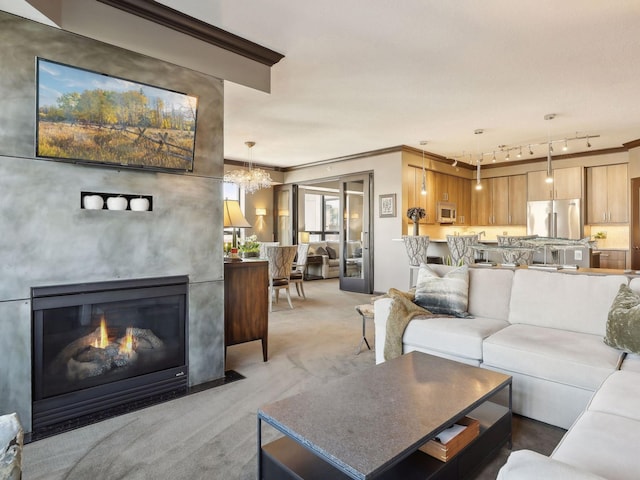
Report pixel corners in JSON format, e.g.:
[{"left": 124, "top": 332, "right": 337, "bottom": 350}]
[{"left": 0, "top": 11, "right": 226, "bottom": 435}]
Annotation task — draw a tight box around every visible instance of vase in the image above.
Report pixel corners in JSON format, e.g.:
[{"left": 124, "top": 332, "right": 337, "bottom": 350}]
[{"left": 412, "top": 218, "right": 419, "bottom": 236}]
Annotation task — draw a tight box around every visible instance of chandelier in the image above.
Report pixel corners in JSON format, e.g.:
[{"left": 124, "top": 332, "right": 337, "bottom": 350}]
[{"left": 224, "top": 141, "right": 273, "bottom": 194}]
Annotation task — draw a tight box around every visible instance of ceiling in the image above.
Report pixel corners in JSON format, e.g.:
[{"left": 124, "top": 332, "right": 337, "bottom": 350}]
[{"left": 6, "top": 1, "right": 640, "bottom": 169}]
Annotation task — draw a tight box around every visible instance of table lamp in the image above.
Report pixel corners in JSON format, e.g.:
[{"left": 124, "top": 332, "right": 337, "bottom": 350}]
[{"left": 223, "top": 199, "right": 251, "bottom": 249}]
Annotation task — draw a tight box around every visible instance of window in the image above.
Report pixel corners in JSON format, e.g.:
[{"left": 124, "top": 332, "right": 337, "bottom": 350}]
[{"left": 300, "top": 188, "right": 339, "bottom": 240}]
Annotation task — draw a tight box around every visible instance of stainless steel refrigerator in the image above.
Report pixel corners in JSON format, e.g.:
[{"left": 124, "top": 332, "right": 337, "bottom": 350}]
[{"left": 527, "top": 199, "right": 582, "bottom": 239}]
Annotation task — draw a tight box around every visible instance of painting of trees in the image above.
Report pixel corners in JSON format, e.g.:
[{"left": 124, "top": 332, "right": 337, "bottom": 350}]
[{"left": 36, "top": 58, "right": 198, "bottom": 171}]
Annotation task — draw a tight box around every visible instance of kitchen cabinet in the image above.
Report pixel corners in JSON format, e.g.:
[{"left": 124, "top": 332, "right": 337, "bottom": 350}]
[
  {"left": 594, "top": 250, "right": 627, "bottom": 270},
  {"left": 434, "top": 173, "right": 470, "bottom": 224},
  {"left": 404, "top": 166, "right": 471, "bottom": 225},
  {"left": 470, "top": 175, "right": 526, "bottom": 226},
  {"left": 527, "top": 166, "right": 582, "bottom": 201},
  {"left": 586, "top": 164, "right": 628, "bottom": 224},
  {"left": 435, "top": 173, "right": 459, "bottom": 203},
  {"left": 224, "top": 260, "right": 269, "bottom": 361},
  {"left": 457, "top": 177, "right": 471, "bottom": 225},
  {"left": 508, "top": 174, "right": 527, "bottom": 225}
]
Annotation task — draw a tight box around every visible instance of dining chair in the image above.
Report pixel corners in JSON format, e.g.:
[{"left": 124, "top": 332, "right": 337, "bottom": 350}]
[
  {"left": 290, "top": 243, "right": 310, "bottom": 299},
  {"left": 258, "top": 241, "right": 280, "bottom": 259},
  {"left": 264, "top": 245, "right": 298, "bottom": 312}
]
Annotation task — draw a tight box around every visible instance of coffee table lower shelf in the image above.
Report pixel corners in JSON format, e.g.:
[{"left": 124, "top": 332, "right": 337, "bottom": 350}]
[{"left": 260, "top": 401, "right": 511, "bottom": 480}]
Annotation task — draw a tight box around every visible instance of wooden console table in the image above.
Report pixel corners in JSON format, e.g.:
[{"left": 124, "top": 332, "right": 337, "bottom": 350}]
[{"left": 224, "top": 259, "right": 269, "bottom": 361}]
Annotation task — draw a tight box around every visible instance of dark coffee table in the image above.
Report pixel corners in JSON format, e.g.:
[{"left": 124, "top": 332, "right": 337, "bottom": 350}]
[{"left": 257, "top": 351, "right": 512, "bottom": 479}]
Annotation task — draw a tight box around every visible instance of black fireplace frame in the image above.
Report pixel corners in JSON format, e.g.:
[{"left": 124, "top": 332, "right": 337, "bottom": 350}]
[{"left": 31, "top": 275, "right": 189, "bottom": 434}]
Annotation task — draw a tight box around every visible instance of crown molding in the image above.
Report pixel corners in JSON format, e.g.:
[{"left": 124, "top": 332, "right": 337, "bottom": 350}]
[
  {"left": 623, "top": 138, "right": 640, "bottom": 150},
  {"left": 96, "top": 0, "right": 284, "bottom": 66}
]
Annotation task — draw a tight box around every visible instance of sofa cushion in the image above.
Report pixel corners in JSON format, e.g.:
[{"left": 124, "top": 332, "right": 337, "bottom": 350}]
[
  {"left": 326, "top": 245, "right": 337, "bottom": 259},
  {"left": 414, "top": 264, "right": 470, "bottom": 317},
  {"left": 497, "top": 450, "right": 607, "bottom": 480},
  {"left": 586, "top": 370, "right": 640, "bottom": 421},
  {"left": 552, "top": 411, "right": 640, "bottom": 479},
  {"left": 604, "top": 284, "right": 640, "bottom": 355},
  {"left": 508, "top": 269, "right": 628, "bottom": 336},
  {"left": 620, "top": 353, "right": 640, "bottom": 372},
  {"left": 482, "top": 324, "right": 622, "bottom": 390},
  {"left": 468, "top": 267, "right": 514, "bottom": 320},
  {"left": 403, "top": 315, "right": 509, "bottom": 362}
]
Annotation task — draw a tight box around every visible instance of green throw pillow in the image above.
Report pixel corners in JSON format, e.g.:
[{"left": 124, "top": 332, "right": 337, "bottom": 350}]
[
  {"left": 605, "top": 284, "right": 640, "bottom": 355},
  {"left": 414, "top": 265, "right": 472, "bottom": 318}
]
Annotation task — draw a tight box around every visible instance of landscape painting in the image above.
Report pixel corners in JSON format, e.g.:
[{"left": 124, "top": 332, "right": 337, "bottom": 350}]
[{"left": 36, "top": 58, "right": 198, "bottom": 172}]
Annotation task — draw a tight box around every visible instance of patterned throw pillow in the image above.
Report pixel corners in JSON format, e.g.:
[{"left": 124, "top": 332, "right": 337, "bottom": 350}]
[
  {"left": 315, "top": 246, "right": 327, "bottom": 256},
  {"left": 414, "top": 265, "right": 472, "bottom": 318},
  {"left": 604, "top": 284, "right": 640, "bottom": 355},
  {"left": 326, "top": 246, "right": 337, "bottom": 259}
]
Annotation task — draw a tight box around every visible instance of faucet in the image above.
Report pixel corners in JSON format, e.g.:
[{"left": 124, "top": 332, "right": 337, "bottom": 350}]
[{"left": 477, "top": 231, "right": 486, "bottom": 240}]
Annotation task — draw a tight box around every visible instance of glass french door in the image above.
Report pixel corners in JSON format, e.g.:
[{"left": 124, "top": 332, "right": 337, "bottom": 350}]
[
  {"left": 339, "top": 173, "right": 373, "bottom": 293},
  {"left": 273, "top": 184, "right": 297, "bottom": 245}
]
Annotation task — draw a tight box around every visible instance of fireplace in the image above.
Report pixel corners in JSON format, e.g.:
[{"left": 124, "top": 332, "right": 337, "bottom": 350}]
[{"left": 31, "top": 276, "right": 188, "bottom": 435}]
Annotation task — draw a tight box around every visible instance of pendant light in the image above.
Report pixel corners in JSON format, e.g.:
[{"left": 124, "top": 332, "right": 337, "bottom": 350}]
[
  {"left": 224, "top": 141, "right": 273, "bottom": 194},
  {"left": 475, "top": 158, "right": 483, "bottom": 190},
  {"left": 474, "top": 130, "right": 483, "bottom": 190},
  {"left": 420, "top": 141, "right": 427, "bottom": 196},
  {"left": 544, "top": 114, "right": 555, "bottom": 184}
]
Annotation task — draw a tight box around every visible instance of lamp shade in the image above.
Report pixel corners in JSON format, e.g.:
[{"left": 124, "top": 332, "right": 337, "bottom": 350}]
[{"left": 223, "top": 200, "right": 252, "bottom": 228}]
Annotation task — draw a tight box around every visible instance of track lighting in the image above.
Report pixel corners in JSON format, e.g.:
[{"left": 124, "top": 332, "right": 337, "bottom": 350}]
[
  {"left": 505, "top": 151, "right": 510, "bottom": 161},
  {"left": 563, "top": 139, "right": 568, "bottom": 151},
  {"left": 452, "top": 158, "right": 458, "bottom": 167},
  {"left": 517, "top": 146, "right": 523, "bottom": 158},
  {"left": 492, "top": 151, "right": 496, "bottom": 163},
  {"left": 586, "top": 136, "right": 592, "bottom": 148},
  {"left": 529, "top": 145, "right": 534, "bottom": 155}
]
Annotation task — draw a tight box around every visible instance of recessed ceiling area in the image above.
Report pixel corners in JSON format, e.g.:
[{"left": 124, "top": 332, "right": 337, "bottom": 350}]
[{"left": 7, "top": 0, "right": 640, "bottom": 169}]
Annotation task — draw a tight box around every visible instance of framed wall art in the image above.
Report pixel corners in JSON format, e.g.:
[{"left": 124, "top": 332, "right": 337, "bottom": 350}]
[
  {"left": 36, "top": 58, "right": 199, "bottom": 172},
  {"left": 379, "top": 193, "right": 397, "bottom": 218}
]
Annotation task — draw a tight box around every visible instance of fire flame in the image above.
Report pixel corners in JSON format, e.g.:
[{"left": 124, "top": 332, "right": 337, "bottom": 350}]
[
  {"left": 120, "top": 327, "right": 134, "bottom": 355},
  {"left": 93, "top": 316, "right": 109, "bottom": 349}
]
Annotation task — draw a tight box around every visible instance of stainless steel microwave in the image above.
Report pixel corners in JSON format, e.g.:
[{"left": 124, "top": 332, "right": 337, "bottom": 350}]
[{"left": 437, "top": 202, "right": 457, "bottom": 223}]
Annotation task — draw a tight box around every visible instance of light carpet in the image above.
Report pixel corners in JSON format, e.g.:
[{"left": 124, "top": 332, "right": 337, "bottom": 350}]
[{"left": 23, "top": 279, "right": 565, "bottom": 479}]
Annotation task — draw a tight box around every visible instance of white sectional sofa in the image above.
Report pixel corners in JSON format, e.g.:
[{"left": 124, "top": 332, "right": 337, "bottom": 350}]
[{"left": 375, "top": 264, "right": 640, "bottom": 479}]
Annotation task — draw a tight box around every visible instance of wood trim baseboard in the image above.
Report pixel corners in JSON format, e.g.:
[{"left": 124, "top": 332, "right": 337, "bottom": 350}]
[{"left": 96, "top": 0, "right": 284, "bottom": 66}]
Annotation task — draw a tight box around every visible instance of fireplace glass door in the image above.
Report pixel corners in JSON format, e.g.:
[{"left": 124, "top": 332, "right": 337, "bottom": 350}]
[{"left": 32, "top": 276, "right": 188, "bottom": 433}]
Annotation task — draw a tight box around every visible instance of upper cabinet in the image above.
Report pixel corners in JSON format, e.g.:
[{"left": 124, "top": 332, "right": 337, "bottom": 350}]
[
  {"left": 527, "top": 166, "right": 582, "bottom": 201},
  {"left": 586, "top": 164, "right": 628, "bottom": 224},
  {"left": 404, "top": 167, "right": 471, "bottom": 225},
  {"left": 470, "top": 175, "right": 526, "bottom": 226},
  {"left": 508, "top": 174, "right": 527, "bottom": 225}
]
